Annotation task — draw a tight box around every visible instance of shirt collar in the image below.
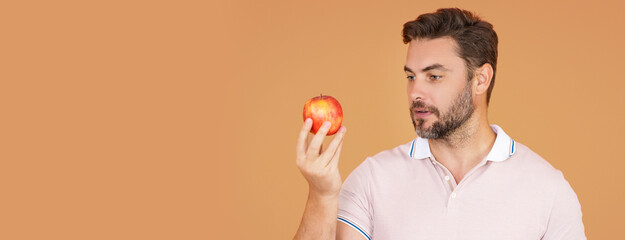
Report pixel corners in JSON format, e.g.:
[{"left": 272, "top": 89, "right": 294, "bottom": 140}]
[{"left": 409, "top": 124, "right": 516, "bottom": 162}]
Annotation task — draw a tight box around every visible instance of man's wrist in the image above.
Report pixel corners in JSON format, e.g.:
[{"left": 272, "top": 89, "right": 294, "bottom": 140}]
[{"left": 308, "top": 190, "right": 339, "bottom": 203}]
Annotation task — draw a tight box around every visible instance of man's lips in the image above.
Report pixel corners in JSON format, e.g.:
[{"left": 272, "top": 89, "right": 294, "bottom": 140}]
[{"left": 413, "top": 108, "right": 433, "bottom": 118}]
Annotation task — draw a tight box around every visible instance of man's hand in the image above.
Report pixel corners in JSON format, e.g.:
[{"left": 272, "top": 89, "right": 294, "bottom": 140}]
[{"left": 296, "top": 118, "right": 347, "bottom": 198}]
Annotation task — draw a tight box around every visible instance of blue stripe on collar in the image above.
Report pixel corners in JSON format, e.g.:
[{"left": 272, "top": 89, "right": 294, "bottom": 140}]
[
  {"left": 509, "top": 139, "right": 516, "bottom": 157},
  {"left": 409, "top": 139, "right": 416, "bottom": 158}
]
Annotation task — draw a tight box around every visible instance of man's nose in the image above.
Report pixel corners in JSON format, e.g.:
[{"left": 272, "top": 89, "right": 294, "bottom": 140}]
[{"left": 407, "top": 78, "right": 429, "bottom": 101}]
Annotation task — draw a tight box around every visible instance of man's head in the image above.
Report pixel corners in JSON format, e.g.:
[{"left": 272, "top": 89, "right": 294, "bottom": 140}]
[{"left": 402, "top": 8, "right": 498, "bottom": 139}]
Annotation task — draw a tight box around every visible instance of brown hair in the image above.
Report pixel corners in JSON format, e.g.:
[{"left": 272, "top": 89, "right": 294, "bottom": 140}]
[{"left": 402, "top": 8, "right": 498, "bottom": 105}]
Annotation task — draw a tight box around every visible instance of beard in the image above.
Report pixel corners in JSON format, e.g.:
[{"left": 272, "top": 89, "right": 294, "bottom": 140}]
[{"left": 410, "top": 81, "right": 474, "bottom": 139}]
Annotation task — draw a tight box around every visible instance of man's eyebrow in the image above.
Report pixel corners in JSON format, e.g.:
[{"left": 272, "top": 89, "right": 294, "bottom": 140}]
[{"left": 404, "top": 63, "right": 450, "bottom": 73}]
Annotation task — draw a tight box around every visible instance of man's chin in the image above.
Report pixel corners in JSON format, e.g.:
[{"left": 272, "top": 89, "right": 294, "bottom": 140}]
[
  {"left": 416, "top": 121, "right": 433, "bottom": 130},
  {"left": 415, "top": 126, "right": 431, "bottom": 137},
  {"left": 413, "top": 118, "right": 436, "bottom": 135},
  {"left": 415, "top": 120, "right": 441, "bottom": 139},
  {"left": 416, "top": 130, "right": 429, "bottom": 138}
]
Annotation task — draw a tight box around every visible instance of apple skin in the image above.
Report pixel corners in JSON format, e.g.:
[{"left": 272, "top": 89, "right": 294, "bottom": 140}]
[{"left": 303, "top": 94, "right": 343, "bottom": 135}]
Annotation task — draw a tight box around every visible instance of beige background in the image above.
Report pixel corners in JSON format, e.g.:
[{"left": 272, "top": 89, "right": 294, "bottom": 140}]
[{"left": 2, "top": 0, "right": 624, "bottom": 239}]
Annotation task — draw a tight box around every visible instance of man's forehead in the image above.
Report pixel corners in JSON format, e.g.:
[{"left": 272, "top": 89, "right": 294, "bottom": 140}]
[
  {"left": 406, "top": 37, "right": 462, "bottom": 71},
  {"left": 407, "top": 37, "right": 459, "bottom": 56}
]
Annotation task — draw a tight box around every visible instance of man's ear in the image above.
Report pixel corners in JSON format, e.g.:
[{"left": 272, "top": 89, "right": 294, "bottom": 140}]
[{"left": 474, "top": 63, "right": 493, "bottom": 95}]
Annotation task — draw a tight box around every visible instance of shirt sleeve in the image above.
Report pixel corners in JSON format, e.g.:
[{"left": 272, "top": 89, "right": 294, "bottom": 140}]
[
  {"left": 338, "top": 157, "right": 373, "bottom": 240},
  {"left": 541, "top": 171, "right": 587, "bottom": 240}
]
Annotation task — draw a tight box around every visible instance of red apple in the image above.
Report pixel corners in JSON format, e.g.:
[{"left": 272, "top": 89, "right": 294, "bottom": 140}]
[{"left": 303, "top": 94, "right": 343, "bottom": 135}]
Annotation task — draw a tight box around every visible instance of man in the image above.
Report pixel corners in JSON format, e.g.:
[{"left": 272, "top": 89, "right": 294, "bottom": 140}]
[{"left": 293, "top": 8, "right": 586, "bottom": 240}]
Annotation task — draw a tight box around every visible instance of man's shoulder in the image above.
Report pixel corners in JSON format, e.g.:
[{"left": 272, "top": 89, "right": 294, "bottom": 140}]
[
  {"left": 351, "top": 139, "right": 419, "bottom": 173},
  {"left": 367, "top": 139, "right": 415, "bottom": 163},
  {"left": 345, "top": 139, "right": 421, "bottom": 179},
  {"left": 504, "top": 141, "right": 565, "bottom": 181}
]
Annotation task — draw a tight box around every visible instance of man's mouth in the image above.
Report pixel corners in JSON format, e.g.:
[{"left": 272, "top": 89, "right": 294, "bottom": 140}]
[{"left": 413, "top": 108, "right": 433, "bottom": 118}]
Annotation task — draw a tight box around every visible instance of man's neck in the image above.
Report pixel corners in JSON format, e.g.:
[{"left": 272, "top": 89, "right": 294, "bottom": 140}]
[{"left": 428, "top": 116, "right": 497, "bottom": 182}]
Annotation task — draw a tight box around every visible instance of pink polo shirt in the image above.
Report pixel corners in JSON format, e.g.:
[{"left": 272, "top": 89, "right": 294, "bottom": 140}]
[{"left": 338, "top": 125, "right": 586, "bottom": 240}]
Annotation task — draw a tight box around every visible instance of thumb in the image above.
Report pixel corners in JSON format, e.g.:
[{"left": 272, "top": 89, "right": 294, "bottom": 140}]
[{"left": 327, "top": 141, "right": 343, "bottom": 169}]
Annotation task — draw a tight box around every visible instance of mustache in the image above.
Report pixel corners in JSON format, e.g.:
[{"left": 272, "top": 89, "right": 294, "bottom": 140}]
[{"left": 410, "top": 100, "right": 440, "bottom": 117}]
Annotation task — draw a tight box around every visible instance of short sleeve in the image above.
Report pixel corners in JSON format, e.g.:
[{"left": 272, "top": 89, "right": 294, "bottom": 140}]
[
  {"left": 541, "top": 171, "right": 587, "bottom": 240},
  {"left": 338, "top": 157, "right": 373, "bottom": 240}
]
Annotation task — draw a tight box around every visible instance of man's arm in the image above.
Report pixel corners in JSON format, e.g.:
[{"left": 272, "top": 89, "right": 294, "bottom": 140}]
[
  {"left": 293, "top": 119, "right": 359, "bottom": 240},
  {"left": 541, "top": 172, "right": 586, "bottom": 240},
  {"left": 293, "top": 193, "right": 365, "bottom": 240},
  {"left": 293, "top": 193, "right": 338, "bottom": 240}
]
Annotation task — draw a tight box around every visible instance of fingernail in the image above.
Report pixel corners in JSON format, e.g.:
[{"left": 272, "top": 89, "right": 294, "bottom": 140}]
[
  {"left": 323, "top": 121, "right": 331, "bottom": 127},
  {"left": 339, "top": 126, "right": 346, "bottom": 133},
  {"left": 305, "top": 118, "right": 312, "bottom": 125}
]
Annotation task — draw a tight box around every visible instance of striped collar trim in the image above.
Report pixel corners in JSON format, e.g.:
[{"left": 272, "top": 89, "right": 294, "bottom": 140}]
[{"left": 409, "top": 124, "right": 516, "bottom": 162}]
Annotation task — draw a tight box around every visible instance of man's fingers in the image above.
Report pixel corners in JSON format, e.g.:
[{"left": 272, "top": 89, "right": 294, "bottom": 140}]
[
  {"left": 296, "top": 118, "right": 313, "bottom": 162},
  {"left": 306, "top": 121, "right": 332, "bottom": 158},
  {"left": 328, "top": 140, "right": 344, "bottom": 170},
  {"left": 320, "top": 126, "right": 346, "bottom": 167}
]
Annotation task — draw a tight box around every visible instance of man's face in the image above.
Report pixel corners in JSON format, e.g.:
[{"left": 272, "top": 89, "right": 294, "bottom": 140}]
[{"left": 405, "top": 37, "right": 475, "bottom": 139}]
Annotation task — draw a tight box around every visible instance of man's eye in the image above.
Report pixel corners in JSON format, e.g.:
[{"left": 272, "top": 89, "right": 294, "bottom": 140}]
[
  {"left": 406, "top": 76, "right": 415, "bottom": 81},
  {"left": 429, "top": 75, "right": 442, "bottom": 80}
]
